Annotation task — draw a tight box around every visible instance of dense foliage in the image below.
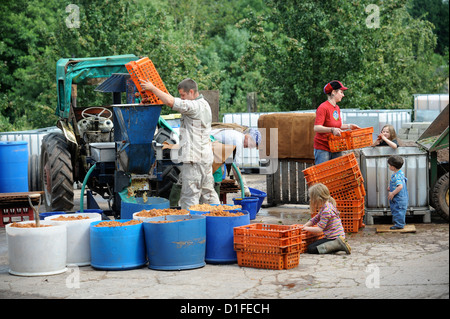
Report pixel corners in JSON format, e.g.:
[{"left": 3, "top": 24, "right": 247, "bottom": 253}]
[{"left": 0, "top": 0, "right": 448, "bottom": 131}]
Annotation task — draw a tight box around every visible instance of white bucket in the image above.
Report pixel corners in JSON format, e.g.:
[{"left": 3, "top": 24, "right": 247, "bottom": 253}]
[
  {"left": 133, "top": 212, "right": 150, "bottom": 221},
  {"left": 45, "top": 213, "right": 101, "bottom": 266},
  {"left": 6, "top": 221, "right": 67, "bottom": 276}
]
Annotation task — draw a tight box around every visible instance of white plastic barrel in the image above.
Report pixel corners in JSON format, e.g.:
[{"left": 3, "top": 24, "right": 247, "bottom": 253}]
[
  {"left": 45, "top": 213, "right": 101, "bottom": 266},
  {"left": 6, "top": 221, "right": 67, "bottom": 276}
]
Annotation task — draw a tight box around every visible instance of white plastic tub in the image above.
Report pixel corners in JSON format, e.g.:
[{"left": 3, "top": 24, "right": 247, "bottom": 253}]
[
  {"left": 6, "top": 221, "right": 67, "bottom": 276},
  {"left": 45, "top": 213, "right": 101, "bottom": 266}
]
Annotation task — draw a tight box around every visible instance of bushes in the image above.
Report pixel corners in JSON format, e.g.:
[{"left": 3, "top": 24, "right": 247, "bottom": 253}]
[{"left": 1, "top": 0, "right": 448, "bottom": 131}]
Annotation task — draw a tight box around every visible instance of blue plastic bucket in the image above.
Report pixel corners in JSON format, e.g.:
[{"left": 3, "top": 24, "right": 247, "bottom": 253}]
[
  {"left": 191, "top": 210, "right": 250, "bottom": 264},
  {"left": 120, "top": 192, "right": 170, "bottom": 219},
  {"left": 90, "top": 219, "right": 146, "bottom": 270},
  {"left": 0, "top": 141, "right": 29, "bottom": 193},
  {"left": 249, "top": 187, "right": 267, "bottom": 213},
  {"left": 39, "top": 211, "right": 66, "bottom": 220},
  {"left": 233, "top": 197, "right": 259, "bottom": 220},
  {"left": 143, "top": 215, "right": 206, "bottom": 270}
]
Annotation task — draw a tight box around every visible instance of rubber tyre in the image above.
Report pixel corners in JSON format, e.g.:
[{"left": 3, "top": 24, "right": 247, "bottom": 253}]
[
  {"left": 40, "top": 132, "right": 74, "bottom": 211},
  {"left": 432, "top": 172, "right": 449, "bottom": 222}
]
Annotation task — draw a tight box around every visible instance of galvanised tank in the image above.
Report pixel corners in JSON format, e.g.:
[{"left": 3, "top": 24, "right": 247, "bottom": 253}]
[{"left": 360, "top": 146, "right": 429, "bottom": 209}]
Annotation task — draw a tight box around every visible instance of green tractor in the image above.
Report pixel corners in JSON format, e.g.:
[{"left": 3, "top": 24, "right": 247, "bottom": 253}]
[{"left": 40, "top": 55, "right": 179, "bottom": 216}]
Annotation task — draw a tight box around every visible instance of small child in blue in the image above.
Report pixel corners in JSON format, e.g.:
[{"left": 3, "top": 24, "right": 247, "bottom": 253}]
[{"left": 387, "top": 155, "right": 409, "bottom": 229}]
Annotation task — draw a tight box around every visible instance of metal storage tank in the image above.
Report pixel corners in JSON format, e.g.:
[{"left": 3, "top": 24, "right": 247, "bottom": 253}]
[{"left": 359, "top": 146, "right": 430, "bottom": 224}]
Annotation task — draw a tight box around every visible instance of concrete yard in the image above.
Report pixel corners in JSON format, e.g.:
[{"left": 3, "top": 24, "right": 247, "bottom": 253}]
[{"left": 0, "top": 175, "right": 448, "bottom": 301}]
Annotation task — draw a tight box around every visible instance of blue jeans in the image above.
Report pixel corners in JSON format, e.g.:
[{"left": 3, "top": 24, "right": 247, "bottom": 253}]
[
  {"left": 391, "top": 202, "right": 407, "bottom": 228},
  {"left": 389, "top": 177, "right": 408, "bottom": 229},
  {"left": 314, "top": 149, "right": 343, "bottom": 165}
]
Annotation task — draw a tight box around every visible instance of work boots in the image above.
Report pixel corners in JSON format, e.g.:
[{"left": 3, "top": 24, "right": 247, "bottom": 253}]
[{"left": 316, "top": 236, "right": 351, "bottom": 255}]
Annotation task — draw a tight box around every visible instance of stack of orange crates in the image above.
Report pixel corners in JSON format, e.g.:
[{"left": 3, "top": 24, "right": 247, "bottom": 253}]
[
  {"left": 125, "top": 57, "right": 169, "bottom": 105},
  {"left": 302, "top": 153, "right": 365, "bottom": 233},
  {"left": 234, "top": 224, "right": 303, "bottom": 269},
  {"left": 299, "top": 228, "right": 324, "bottom": 253},
  {"left": 328, "top": 127, "right": 374, "bottom": 152}
]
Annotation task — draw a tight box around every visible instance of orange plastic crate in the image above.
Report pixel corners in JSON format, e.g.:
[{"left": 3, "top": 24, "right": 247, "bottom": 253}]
[
  {"left": 233, "top": 223, "right": 303, "bottom": 239},
  {"left": 331, "top": 185, "right": 365, "bottom": 201},
  {"left": 308, "top": 171, "right": 364, "bottom": 192},
  {"left": 311, "top": 208, "right": 364, "bottom": 220},
  {"left": 340, "top": 209, "right": 364, "bottom": 220},
  {"left": 234, "top": 242, "right": 301, "bottom": 254},
  {"left": 350, "top": 127, "right": 374, "bottom": 149},
  {"left": 125, "top": 57, "right": 168, "bottom": 105},
  {"left": 303, "top": 153, "right": 357, "bottom": 180},
  {"left": 236, "top": 250, "right": 300, "bottom": 270},
  {"left": 327, "top": 176, "right": 366, "bottom": 200},
  {"left": 309, "top": 213, "right": 363, "bottom": 233},
  {"left": 300, "top": 230, "right": 324, "bottom": 254},
  {"left": 328, "top": 136, "right": 348, "bottom": 152},
  {"left": 233, "top": 223, "right": 303, "bottom": 268},
  {"left": 234, "top": 234, "right": 302, "bottom": 247},
  {"left": 328, "top": 127, "right": 374, "bottom": 152},
  {"left": 327, "top": 175, "right": 364, "bottom": 193},
  {"left": 304, "top": 161, "right": 361, "bottom": 185},
  {"left": 341, "top": 217, "right": 364, "bottom": 233},
  {"left": 336, "top": 199, "right": 365, "bottom": 213}
]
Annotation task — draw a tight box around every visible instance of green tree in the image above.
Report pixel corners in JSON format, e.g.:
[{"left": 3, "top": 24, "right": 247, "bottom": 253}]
[
  {"left": 55, "top": 0, "right": 213, "bottom": 112},
  {"left": 0, "top": 0, "right": 61, "bottom": 131},
  {"left": 348, "top": 3, "right": 444, "bottom": 109},
  {"left": 1, "top": 0, "right": 447, "bottom": 132},
  {"left": 198, "top": 25, "right": 266, "bottom": 114},
  {"left": 243, "top": 0, "right": 446, "bottom": 111},
  {"left": 408, "top": 0, "right": 449, "bottom": 55}
]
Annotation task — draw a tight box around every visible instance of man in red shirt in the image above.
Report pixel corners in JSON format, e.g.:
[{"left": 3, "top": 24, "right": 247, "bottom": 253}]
[{"left": 313, "top": 80, "right": 360, "bottom": 164}]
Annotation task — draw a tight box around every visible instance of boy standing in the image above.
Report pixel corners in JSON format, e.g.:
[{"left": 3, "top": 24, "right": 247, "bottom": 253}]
[{"left": 387, "top": 155, "right": 409, "bottom": 229}]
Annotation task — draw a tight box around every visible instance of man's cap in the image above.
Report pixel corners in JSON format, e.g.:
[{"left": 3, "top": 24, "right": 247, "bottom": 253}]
[
  {"left": 248, "top": 128, "right": 261, "bottom": 147},
  {"left": 323, "top": 80, "right": 348, "bottom": 94}
]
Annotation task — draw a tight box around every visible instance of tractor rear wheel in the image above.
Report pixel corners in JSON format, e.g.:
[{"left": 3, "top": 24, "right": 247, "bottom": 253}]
[
  {"left": 432, "top": 172, "right": 449, "bottom": 222},
  {"left": 154, "top": 127, "right": 180, "bottom": 201},
  {"left": 40, "top": 132, "right": 74, "bottom": 212}
]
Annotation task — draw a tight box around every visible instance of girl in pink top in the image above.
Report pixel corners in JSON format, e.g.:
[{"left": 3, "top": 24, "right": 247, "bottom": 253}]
[{"left": 303, "top": 183, "right": 351, "bottom": 254}]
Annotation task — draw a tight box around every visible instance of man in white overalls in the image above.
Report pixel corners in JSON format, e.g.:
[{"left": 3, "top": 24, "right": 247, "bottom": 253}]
[{"left": 141, "top": 78, "right": 220, "bottom": 210}]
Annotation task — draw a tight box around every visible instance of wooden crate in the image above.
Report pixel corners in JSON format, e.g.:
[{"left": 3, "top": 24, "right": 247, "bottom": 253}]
[
  {"left": 0, "top": 192, "right": 42, "bottom": 227},
  {"left": 266, "top": 160, "right": 313, "bottom": 206}
]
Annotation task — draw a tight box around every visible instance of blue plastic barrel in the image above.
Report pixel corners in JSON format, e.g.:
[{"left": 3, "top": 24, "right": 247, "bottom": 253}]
[
  {"left": 120, "top": 193, "right": 170, "bottom": 219},
  {"left": 233, "top": 197, "right": 259, "bottom": 220},
  {"left": 248, "top": 187, "right": 267, "bottom": 213},
  {"left": 189, "top": 203, "right": 242, "bottom": 215},
  {"left": 90, "top": 219, "right": 147, "bottom": 270},
  {"left": 143, "top": 215, "right": 206, "bottom": 270},
  {"left": 0, "top": 141, "right": 29, "bottom": 193},
  {"left": 191, "top": 210, "right": 250, "bottom": 264}
]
